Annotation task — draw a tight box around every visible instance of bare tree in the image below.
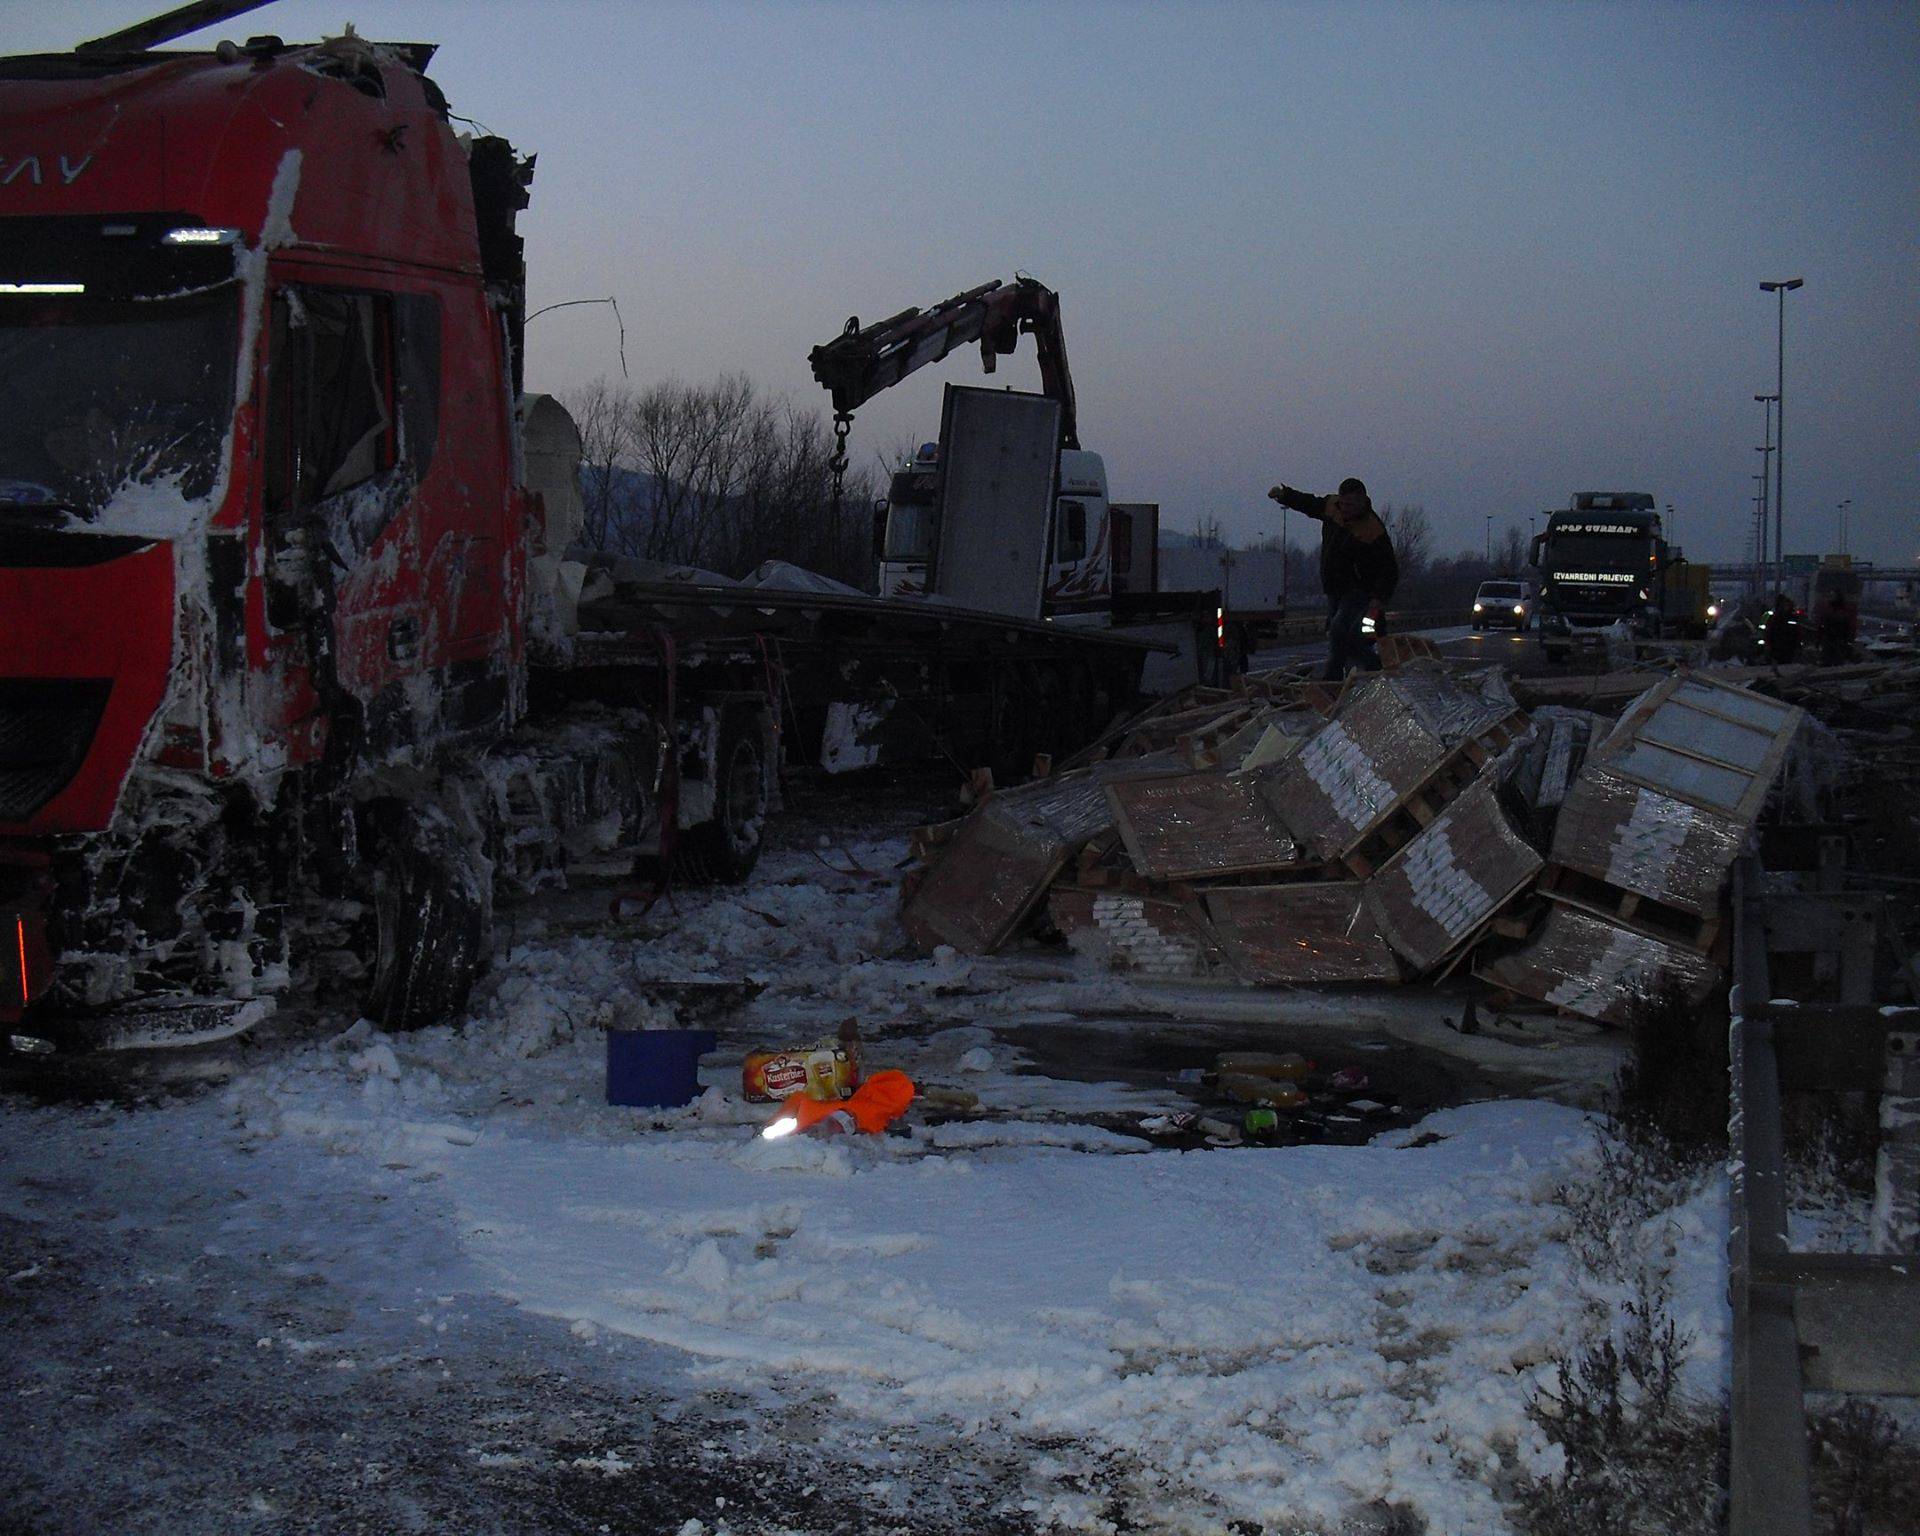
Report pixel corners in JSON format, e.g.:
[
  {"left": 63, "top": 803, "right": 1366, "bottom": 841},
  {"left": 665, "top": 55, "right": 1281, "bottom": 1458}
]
[
  {"left": 554, "top": 373, "right": 880, "bottom": 587},
  {"left": 1378, "top": 503, "right": 1432, "bottom": 581},
  {"left": 561, "top": 378, "right": 633, "bottom": 553}
]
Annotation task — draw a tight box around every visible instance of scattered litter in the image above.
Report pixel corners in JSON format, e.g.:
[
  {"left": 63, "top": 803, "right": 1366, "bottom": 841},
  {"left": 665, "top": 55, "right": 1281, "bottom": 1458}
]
[
  {"left": 762, "top": 1070, "right": 916, "bottom": 1139},
  {"left": 742, "top": 1020, "right": 862, "bottom": 1104}
]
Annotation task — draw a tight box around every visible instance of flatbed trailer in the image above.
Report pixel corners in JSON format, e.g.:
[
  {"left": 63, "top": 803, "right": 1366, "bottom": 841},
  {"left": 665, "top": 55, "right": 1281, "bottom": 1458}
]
[{"left": 566, "top": 578, "right": 1157, "bottom": 784}]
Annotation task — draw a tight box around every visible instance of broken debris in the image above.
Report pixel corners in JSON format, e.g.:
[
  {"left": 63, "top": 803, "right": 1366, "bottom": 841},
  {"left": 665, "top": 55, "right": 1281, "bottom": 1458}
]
[{"left": 901, "top": 654, "right": 1869, "bottom": 1027}]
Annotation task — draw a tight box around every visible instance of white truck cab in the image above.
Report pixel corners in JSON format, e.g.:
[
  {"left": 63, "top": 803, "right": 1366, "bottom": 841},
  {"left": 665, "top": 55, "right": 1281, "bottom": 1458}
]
[{"left": 877, "top": 442, "right": 1116, "bottom": 612}]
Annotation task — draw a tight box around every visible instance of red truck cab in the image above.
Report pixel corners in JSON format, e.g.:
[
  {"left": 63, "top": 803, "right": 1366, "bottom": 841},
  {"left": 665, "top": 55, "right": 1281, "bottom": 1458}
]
[{"left": 1, "top": 30, "right": 530, "bottom": 1041}]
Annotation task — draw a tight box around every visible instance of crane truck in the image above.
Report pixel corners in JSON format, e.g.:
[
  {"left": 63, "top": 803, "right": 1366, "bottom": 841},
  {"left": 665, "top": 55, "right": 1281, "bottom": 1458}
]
[
  {"left": 0, "top": 2, "right": 1152, "bottom": 1059},
  {"left": 808, "top": 277, "right": 1231, "bottom": 686}
]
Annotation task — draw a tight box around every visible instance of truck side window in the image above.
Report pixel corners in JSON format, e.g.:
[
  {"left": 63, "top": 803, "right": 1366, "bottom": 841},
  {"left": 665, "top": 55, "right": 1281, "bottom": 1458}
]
[
  {"left": 1053, "top": 499, "right": 1088, "bottom": 564},
  {"left": 265, "top": 287, "right": 391, "bottom": 530},
  {"left": 264, "top": 286, "right": 441, "bottom": 569},
  {"left": 394, "top": 292, "right": 440, "bottom": 479}
]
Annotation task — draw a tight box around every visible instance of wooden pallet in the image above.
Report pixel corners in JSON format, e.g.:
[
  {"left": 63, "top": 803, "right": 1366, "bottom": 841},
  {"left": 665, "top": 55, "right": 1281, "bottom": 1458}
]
[
  {"left": 1332, "top": 709, "right": 1530, "bottom": 879},
  {"left": 1537, "top": 860, "right": 1726, "bottom": 956}
]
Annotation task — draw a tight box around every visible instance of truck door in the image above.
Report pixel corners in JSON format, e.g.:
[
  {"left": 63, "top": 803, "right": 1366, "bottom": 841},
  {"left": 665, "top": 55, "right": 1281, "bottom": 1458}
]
[
  {"left": 930, "top": 384, "right": 1061, "bottom": 621},
  {"left": 262, "top": 282, "right": 440, "bottom": 732}
]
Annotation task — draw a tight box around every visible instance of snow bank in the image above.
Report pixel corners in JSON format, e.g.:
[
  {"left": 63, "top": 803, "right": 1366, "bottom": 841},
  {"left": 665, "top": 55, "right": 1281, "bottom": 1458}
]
[{"left": 206, "top": 836, "right": 1722, "bottom": 1532}]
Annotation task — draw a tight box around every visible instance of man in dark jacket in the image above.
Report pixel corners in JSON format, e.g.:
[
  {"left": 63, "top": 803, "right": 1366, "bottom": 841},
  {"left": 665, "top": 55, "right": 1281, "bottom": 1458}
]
[{"left": 1267, "top": 476, "right": 1399, "bottom": 680}]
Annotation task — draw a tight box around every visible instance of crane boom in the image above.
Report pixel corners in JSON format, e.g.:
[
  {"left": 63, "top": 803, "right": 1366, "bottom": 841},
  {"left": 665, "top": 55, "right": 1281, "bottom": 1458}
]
[
  {"left": 77, "top": 0, "right": 276, "bottom": 53},
  {"left": 808, "top": 275, "right": 1080, "bottom": 451}
]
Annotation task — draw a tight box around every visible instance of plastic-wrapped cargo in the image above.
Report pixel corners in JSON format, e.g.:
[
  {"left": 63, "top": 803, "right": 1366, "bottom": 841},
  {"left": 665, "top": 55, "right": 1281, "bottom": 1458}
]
[
  {"left": 1474, "top": 904, "right": 1721, "bottom": 1025},
  {"left": 900, "top": 797, "right": 1074, "bottom": 954},
  {"left": 1504, "top": 706, "right": 1606, "bottom": 824},
  {"left": 1363, "top": 776, "right": 1544, "bottom": 975},
  {"left": 1047, "top": 887, "right": 1224, "bottom": 978},
  {"left": 899, "top": 755, "right": 1185, "bottom": 954},
  {"left": 1549, "top": 767, "right": 1746, "bottom": 920},
  {"left": 1105, "top": 767, "right": 1305, "bottom": 881},
  {"left": 1549, "top": 673, "right": 1804, "bottom": 920},
  {"left": 1200, "top": 882, "right": 1402, "bottom": 985},
  {"left": 1208, "top": 709, "right": 1320, "bottom": 773},
  {"left": 1266, "top": 669, "right": 1524, "bottom": 861}
]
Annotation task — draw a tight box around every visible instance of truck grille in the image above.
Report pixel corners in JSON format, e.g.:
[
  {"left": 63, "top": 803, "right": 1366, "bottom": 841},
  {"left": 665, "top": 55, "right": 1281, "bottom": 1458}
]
[{"left": 0, "top": 680, "right": 112, "bottom": 822}]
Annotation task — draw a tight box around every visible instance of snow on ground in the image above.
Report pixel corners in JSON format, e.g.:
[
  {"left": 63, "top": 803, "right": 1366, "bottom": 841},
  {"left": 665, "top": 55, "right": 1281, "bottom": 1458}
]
[{"left": 5, "top": 829, "right": 1729, "bottom": 1534}]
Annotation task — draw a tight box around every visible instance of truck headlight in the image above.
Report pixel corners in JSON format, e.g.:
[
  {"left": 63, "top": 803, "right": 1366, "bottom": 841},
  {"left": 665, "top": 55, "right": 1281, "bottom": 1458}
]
[
  {"left": 1707, "top": 602, "right": 1720, "bottom": 619},
  {"left": 1360, "top": 614, "right": 1377, "bottom": 635}
]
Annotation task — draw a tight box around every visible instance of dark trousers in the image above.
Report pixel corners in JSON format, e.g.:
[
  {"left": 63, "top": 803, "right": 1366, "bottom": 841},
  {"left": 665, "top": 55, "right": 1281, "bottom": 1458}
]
[{"left": 1324, "top": 594, "right": 1382, "bottom": 681}]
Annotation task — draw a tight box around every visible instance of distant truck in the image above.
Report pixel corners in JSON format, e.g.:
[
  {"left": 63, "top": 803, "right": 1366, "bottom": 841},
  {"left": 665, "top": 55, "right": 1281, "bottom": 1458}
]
[{"left": 1530, "top": 492, "right": 1710, "bottom": 660}]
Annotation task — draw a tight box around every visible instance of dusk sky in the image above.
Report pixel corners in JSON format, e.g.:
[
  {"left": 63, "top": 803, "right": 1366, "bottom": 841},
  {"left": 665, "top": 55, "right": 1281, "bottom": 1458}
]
[{"left": 26, "top": 1, "right": 1920, "bottom": 566}]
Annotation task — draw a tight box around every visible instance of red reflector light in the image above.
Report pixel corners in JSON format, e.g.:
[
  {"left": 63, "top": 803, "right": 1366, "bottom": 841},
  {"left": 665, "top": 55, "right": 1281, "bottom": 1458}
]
[{"left": 5, "top": 911, "right": 50, "bottom": 1018}]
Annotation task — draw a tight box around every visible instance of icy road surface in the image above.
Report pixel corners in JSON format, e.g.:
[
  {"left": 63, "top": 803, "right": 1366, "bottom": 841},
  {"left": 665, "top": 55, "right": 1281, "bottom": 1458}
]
[{"left": 2, "top": 812, "right": 1728, "bottom": 1535}]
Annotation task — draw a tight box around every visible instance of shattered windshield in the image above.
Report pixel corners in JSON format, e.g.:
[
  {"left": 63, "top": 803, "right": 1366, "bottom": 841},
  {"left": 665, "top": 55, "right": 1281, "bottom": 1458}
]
[{"left": 0, "top": 286, "right": 239, "bottom": 525}]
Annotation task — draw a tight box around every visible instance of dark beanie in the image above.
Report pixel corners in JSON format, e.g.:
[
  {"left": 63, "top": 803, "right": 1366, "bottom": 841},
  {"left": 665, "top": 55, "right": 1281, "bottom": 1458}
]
[{"left": 1338, "top": 477, "right": 1368, "bottom": 498}]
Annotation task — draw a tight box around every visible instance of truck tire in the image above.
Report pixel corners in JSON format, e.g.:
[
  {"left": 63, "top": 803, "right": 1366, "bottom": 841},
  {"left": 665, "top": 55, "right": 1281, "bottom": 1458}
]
[
  {"left": 365, "top": 805, "right": 489, "bottom": 1031},
  {"left": 680, "top": 706, "right": 770, "bottom": 885}
]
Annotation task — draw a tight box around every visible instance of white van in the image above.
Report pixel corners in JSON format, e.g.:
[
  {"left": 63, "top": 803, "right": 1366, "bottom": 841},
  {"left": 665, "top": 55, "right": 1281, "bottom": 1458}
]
[{"left": 1472, "top": 578, "right": 1534, "bottom": 631}]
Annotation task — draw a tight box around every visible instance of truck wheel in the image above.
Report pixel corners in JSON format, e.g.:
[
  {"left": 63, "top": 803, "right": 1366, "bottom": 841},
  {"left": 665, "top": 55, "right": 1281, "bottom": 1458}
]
[
  {"left": 681, "top": 707, "right": 770, "bottom": 884},
  {"left": 365, "top": 806, "right": 489, "bottom": 1031}
]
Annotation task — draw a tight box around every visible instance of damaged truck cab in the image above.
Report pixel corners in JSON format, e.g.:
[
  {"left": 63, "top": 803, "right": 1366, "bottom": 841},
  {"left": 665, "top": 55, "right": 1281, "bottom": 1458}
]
[{"left": 0, "top": 26, "right": 766, "bottom": 1052}]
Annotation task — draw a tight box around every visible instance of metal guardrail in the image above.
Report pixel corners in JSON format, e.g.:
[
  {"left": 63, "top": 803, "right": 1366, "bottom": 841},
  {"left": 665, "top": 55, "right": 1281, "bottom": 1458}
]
[
  {"left": 1253, "top": 608, "right": 1462, "bottom": 648},
  {"left": 1726, "top": 855, "right": 1920, "bottom": 1535}
]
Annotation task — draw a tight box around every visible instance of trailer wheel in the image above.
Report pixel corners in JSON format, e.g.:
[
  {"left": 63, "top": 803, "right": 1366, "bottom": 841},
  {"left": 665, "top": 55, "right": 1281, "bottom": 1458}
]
[
  {"left": 365, "top": 806, "right": 489, "bottom": 1031},
  {"left": 681, "top": 707, "right": 770, "bottom": 885}
]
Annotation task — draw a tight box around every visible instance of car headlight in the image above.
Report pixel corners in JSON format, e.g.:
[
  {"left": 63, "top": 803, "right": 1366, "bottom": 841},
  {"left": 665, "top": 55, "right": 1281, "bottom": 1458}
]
[
  {"left": 1512, "top": 605, "right": 1523, "bottom": 616},
  {"left": 1707, "top": 603, "right": 1720, "bottom": 619},
  {"left": 1473, "top": 602, "right": 1483, "bottom": 612}
]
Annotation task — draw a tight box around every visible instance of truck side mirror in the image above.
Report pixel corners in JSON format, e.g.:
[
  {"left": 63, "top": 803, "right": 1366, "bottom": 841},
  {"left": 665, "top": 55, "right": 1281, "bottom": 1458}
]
[
  {"left": 871, "top": 499, "right": 889, "bottom": 558},
  {"left": 1527, "top": 533, "right": 1543, "bottom": 568}
]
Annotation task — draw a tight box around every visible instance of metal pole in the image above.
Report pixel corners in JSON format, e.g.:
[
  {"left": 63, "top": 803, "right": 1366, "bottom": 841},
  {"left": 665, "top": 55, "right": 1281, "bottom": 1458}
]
[
  {"left": 1776, "top": 287, "right": 1786, "bottom": 595},
  {"left": 1280, "top": 504, "right": 1288, "bottom": 613},
  {"left": 1485, "top": 514, "right": 1492, "bottom": 565},
  {"left": 1760, "top": 280, "right": 1804, "bottom": 597},
  {"left": 1755, "top": 392, "right": 1777, "bottom": 598}
]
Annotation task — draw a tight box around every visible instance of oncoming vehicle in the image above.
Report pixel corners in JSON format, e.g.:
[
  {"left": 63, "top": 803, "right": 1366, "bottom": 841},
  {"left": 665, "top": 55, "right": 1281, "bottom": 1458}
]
[
  {"left": 1530, "top": 492, "right": 1709, "bottom": 661},
  {"left": 1471, "top": 578, "right": 1532, "bottom": 632}
]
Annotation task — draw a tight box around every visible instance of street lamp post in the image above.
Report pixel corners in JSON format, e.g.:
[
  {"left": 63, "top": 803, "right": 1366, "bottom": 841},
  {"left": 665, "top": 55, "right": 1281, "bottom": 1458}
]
[
  {"left": 1759, "top": 278, "right": 1804, "bottom": 595},
  {"left": 1278, "top": 505, "right": 1288, "bottom": 614},
  {"left": 1836, "top": 498, "right": 1852, "bottom": 557},
  {"left": 1754, "top": 392, "right": 1777, "bottom": 594},
  {"left": 1485, "top": 514, "right": 1492, "bottom": 567}
]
